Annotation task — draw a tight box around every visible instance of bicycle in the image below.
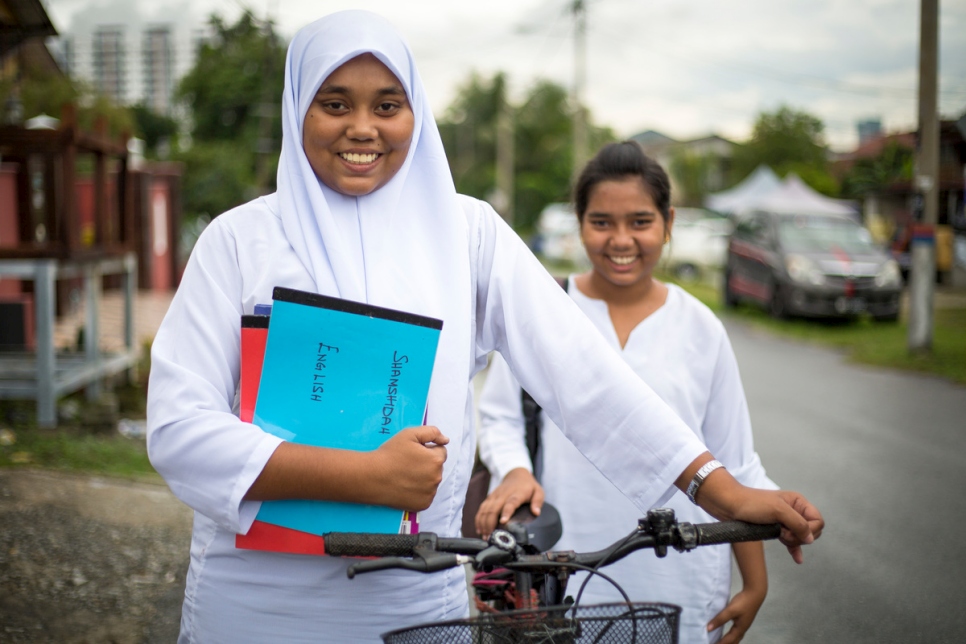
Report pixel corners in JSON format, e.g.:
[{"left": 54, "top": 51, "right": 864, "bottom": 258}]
[{"left": 324, "top": 506, "right": 781, "bottom": 643}]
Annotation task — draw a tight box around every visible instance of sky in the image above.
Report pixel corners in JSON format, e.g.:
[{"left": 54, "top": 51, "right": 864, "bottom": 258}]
[{"left": 42, "top": 0, "right": 966, "bottom": 152}]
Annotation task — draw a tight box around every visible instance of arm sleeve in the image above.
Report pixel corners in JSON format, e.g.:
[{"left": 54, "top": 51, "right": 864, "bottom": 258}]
[
  {"left": 146, "top": 220, "right": 284, "bottom": 535},
  {"left": 700, "top": 329, "right": 778, "bottom": 491},
  {"left": 477, "top": 352, "right": 533, "bottom": 483},
  {"left": 471, "top": 201, "right": 707, "bottom": 513}
]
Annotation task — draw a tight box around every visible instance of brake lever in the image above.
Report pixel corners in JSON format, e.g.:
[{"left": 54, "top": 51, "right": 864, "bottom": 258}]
[{"left": 347, "top": 552, "right": 471, "bottom": 579}]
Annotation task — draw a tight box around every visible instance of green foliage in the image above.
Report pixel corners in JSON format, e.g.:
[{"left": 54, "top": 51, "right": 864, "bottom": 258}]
[
  {"left": 176, "top": 11, "right": 285, "bottom": 218},
  {"left": 1, "top": 67, "right": 134, "bottom": 139},
  {"left": 175, "top": 141, "right": 256, "bottom": 220},
  {"left": 438, "top": 72, "right": 503, "bottom": 201},
  {"left": 438, "top": 73, "right": 614, "bottom": 234},
  {"left": 130, "top": 103, "right": 180, "bottom": 158},
  {"left": 0, "top": 427, "right": 156, "bottom": 478},
  {"left": 731, "top": 106, "right": 838, "bottom": 195},
  {"left": 178, "top": 12, "right": 284, "bottom": 148},
  {"left": 17, "top": 70, "right": 78, "bottom": 120},
  {"left": 669, "top": 150, "right": 721, "bottom": 207},
  {"left": 840, "top": 140, "right": 914, "bottom": 198},
  {"left": 514, "top": 81, "right": 579, "bottom": 232}
]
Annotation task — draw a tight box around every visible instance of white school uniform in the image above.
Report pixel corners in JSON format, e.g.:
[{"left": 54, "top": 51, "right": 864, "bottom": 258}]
[
  {"left": 147, "top": 10, "right": 705, "bottom": 643},
  {"left": 479, "top": 282, "right": 777, "bottom": 644}
]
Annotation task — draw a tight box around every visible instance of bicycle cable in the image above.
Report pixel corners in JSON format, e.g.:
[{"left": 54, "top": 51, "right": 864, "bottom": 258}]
[{"left": 572, "top": 528, "right": 639, "bottom": 610}]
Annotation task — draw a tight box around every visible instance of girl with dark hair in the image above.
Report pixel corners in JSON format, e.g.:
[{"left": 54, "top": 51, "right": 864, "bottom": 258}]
[{"left": 478, "top": 141, "right": 776, "bottom": 644}]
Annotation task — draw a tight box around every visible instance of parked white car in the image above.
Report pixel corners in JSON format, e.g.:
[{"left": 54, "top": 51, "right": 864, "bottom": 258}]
[
  {"left": 535, "top": 203, "right": 589, "bottom": 267},
  {"left": 662, "top": 208, "right": 732, "bottom": 281}
]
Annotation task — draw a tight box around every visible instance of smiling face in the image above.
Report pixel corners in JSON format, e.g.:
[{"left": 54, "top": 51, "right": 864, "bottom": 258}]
[
  {"left": 302, "top": 53, "right": 415, "bottom": 196},
  {"left": 579, "top": 177, "right": 673, "bottom": 288}
]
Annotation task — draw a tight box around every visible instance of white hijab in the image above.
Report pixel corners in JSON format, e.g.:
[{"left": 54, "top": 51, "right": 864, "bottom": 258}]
[{"left": 274, "top": 11, "right": 472, "bottom": 504}]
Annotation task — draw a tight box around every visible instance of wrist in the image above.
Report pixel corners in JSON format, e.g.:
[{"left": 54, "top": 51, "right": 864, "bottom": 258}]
[
  {"left": 686, "top": 459, "right": 725, "bottom": 504},
  {"left": 693, "top": 468, "right": 743, "bottom": 520}
]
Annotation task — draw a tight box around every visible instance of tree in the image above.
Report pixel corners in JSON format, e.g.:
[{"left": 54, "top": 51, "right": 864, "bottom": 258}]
[
  {"left": 840, "top": 140, "right": 914, "bottom": 199},
  {"left": 438, "top": 73, "right": 614, "bottom": 234},
  {"left": 3, "top": 66, "right": 134, "bottom": 138},
  {"left": 669, "top": 149, "right": 724, "bottom": 207},
  {"left": 732, "top": 106, "right": 838, "bottom": 195},
  {"left": 175, "top": 11, "right": 285, "bottom": 218},
  {"left": 130, "top": 103, "right": 179, "bottom": 158}
]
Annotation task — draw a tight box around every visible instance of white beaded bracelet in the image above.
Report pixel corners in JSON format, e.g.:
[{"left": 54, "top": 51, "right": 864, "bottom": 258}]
[{"left": 686, "top": 459, "right": 725, "bottom": 505}]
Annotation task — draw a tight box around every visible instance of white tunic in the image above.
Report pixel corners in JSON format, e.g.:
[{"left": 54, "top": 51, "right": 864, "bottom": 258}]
[
  {"left": 147, "top": 197, "right": 708, "bottom": 643},
  {"left": 478, "top": 281, "right": 777, "bottom": 644}
]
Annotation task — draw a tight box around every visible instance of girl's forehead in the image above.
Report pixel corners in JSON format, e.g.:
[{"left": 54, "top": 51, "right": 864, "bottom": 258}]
[{"left": 319, "top": 53, "right": 406, "bottom": 91}]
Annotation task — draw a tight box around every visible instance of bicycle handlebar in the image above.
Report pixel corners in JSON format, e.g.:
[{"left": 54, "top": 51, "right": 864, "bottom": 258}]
[
  {"left": 326, "top": 509, "right": 782, "bottom": 579},
  {"left": 693, "top": 519, "right": 780, "bottom": 546}
]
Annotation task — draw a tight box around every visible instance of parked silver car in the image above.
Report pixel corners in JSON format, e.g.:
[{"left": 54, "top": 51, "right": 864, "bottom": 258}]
[{"left": 724, "top": 211, "right": 902, "bottom": 321}]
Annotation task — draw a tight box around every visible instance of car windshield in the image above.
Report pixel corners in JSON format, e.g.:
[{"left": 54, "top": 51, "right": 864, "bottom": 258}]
[{"left": 777, "top": 216, "right": 877, "bottom": 254}]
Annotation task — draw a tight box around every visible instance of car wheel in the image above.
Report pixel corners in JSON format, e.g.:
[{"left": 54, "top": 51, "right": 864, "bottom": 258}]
[
  {"left": 674, "top": 263, "right": 700, "bottom": 282},
  {"left": 768, "top": 281, "right": 788, "bottom": 319},
  {"left": 723, "top": 271, "right": 738, "bottom": 308}
]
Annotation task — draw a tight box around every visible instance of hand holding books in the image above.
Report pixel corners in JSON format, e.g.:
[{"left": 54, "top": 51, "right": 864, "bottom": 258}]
[{"left": 361, "top": 425, "right": 449, "bottom": 511}]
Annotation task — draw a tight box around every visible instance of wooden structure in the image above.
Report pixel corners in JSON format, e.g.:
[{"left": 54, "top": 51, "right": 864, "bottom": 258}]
[{"left": 0, "top": 104, "right": 138, "bottom": 427}]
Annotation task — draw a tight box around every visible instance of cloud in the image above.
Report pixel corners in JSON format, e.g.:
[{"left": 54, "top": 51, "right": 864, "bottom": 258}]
[{"left": 44, "top": 0, "right": 966, "bottom": 150}]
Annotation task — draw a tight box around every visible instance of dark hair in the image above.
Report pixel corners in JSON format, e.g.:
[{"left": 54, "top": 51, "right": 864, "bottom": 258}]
[{"left": 573, "top": 140, "right": 672, "bottom": 224}]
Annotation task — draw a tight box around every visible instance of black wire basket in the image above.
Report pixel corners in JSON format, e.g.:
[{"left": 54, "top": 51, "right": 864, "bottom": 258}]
[{"left": 381, "top": 602, "right": 681, "bottom": 644}]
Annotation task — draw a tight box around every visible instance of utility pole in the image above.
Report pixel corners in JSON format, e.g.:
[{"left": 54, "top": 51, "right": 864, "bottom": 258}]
[
  {"left": 908, "top": 0, "right": 939, "bottom": 353},
  {"left": 495, "top": 76, "right": 515, "bottom": 226},
  {"left": 254, "top": 15, "right": 277, "bottom": 197},
  {"left": 571, "top": 0, "right": 588, "bottom": 181}
]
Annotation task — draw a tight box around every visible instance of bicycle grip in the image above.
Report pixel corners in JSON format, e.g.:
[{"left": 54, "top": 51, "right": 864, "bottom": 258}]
[
  {"left": 324, "top": 533, "right": 419, "bottom": 557},
  {"left": 694, "top": 521, "right": 781, "bottom": 546}
]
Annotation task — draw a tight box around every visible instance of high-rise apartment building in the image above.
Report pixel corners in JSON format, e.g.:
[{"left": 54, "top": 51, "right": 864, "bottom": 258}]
[
  {"left": 142, "top": 26, "right": 173, "bottom": 115},
  {"left": 92, "top": 27, "right": 126, "bottom": 104}
]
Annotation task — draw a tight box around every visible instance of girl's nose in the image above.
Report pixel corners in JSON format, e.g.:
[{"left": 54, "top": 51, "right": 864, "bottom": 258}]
[
  {"left": 610, "top": 225, "right": 634, "bottom": 247},
  {"left": 346, "top": 113, "right": 377, "bottom": 140}
]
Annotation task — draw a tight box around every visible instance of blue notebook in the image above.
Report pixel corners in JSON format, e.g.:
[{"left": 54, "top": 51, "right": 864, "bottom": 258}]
[{"left": 251, "top": 286, "right": 443, "bottom": 536}]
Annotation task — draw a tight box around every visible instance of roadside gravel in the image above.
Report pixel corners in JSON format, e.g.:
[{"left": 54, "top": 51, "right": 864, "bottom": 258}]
[{"left": 0, "top": 469, "right": 192, "bottom": 643}]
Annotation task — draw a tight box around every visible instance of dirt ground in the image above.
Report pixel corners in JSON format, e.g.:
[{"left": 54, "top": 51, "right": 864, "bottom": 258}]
[{"left": 0, "top": 469, "right": 192, "bottom": 643}]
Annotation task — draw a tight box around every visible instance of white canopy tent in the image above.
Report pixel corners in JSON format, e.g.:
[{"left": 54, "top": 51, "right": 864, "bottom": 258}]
[
  {"left": 706, "top": 167, "right": 857, "bottom": 218},
  {"left": 750, "top": 174, "right": 857, "bottom": 218},
  {"left": 705, "top": 165, "right": 782, "bottom": 214}
]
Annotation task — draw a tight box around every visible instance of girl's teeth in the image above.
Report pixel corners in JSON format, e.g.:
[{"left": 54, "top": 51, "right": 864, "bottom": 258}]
[
  {"left": 610, "top": 256, "right": 636, "bottom": 265},
  {"left": 341, "top": 152, "right": 378, "bottom": 164}
]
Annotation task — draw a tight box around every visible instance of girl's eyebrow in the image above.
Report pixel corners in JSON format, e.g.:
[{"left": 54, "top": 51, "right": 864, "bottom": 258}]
[
  {"left": 315, "top": 85, "right": 406, "bottom": 97},
  {"left": 587, "top": 210, "right": 656, "bottom": 219}
]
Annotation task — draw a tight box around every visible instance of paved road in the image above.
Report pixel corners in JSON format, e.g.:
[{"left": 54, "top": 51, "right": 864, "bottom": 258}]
[{"left": 724, "top": 319, "right": 966, "bottom": 644}]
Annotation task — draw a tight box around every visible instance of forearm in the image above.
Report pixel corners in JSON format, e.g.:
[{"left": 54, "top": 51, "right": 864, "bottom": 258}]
[
  {"left": 732, "top": 540, "right": 768, "bottom": 594},
  {"left": 245, "top": 442, "right": 377, "bottom": 504}
]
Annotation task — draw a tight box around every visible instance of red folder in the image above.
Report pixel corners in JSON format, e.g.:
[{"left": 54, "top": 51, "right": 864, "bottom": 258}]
[{"left": 238, "top": 314, "right": 269, "bottom": 424}]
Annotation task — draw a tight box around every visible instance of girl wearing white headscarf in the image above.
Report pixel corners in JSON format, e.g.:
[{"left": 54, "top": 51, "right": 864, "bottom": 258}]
[{"left": 147, "top": 10, "right": 821, "bottom": 643}]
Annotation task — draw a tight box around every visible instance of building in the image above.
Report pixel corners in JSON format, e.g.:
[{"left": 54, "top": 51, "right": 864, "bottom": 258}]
[
  {"left": 92, "top": 26, "right": 125, "bottom": 104},
  {"left": 629, "top": 130, "right": 737, "bottom": 206},
  {"left": 833, "top": 115, "right": 966, "bottom": 285},
  {"left": 142, "top": 25, "right": 173, "bottom": 115}
]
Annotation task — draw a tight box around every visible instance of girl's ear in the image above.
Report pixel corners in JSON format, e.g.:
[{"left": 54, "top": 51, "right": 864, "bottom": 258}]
[{"left": 665, "top": 207, "right": 676, "bottom": 243}]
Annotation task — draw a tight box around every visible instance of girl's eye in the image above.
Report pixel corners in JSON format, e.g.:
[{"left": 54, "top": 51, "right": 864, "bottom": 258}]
[
  {"left": 376, "top": 102, "right": 400, "bottom": 114},
  {"left": 322, "top": 100, "right": 348, "bottom": 112}
]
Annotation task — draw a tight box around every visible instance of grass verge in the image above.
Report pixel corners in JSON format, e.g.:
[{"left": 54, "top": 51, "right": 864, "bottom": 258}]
[
  {"left": 665, "top": 272, "right": 966, "bottom": 386},
  {"left": 0, "top": 343, "right": 161, "bottom": 479}
]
